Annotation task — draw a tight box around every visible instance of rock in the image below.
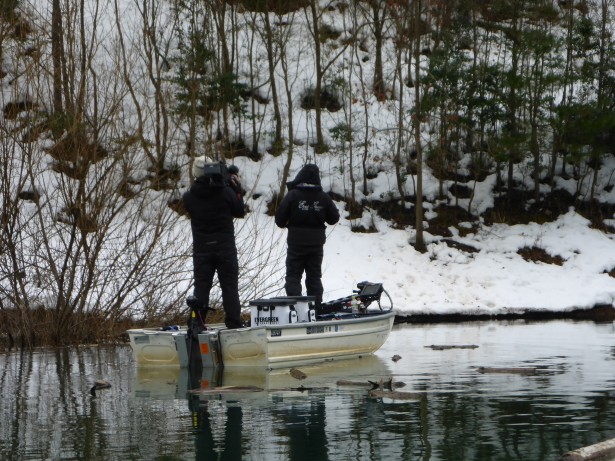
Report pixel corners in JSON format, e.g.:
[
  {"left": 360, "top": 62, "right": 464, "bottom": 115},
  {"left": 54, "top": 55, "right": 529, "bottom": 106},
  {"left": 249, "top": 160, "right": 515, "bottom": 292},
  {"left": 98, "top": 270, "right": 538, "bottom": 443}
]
[{"left": 289, "top": 368, "right": 307, "bottom": 380}]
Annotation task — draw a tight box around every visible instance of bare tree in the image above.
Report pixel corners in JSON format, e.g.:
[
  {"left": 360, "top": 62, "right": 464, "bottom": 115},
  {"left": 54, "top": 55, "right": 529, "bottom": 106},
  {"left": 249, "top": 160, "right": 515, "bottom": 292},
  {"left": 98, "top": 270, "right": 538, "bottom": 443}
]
[
  {"left": 51, "top": 0, "right": 63, "bottom": 114},
  {"left": 349, "top": 2, "right": 375, "bottom": 197},
  {"left": 0, "top": 0, "right": 194, "bottom": 346},
  {"left": 411, "top": 0, "right": 425, "bottom": 252},
  {"left": 276, "top": 11, "right": 301, "bottom": 201},
  {"left": 260, "top": 11, "right": 284, "bottom": 152},
  {"left": 304, "top": 0, "right": 351, "bottom": 153},
  {"left": 367, "top": 0, "right": 389, "bottom": 100},
  {"left": 0, "top": 107, "right": 35, "bottom": 347}
]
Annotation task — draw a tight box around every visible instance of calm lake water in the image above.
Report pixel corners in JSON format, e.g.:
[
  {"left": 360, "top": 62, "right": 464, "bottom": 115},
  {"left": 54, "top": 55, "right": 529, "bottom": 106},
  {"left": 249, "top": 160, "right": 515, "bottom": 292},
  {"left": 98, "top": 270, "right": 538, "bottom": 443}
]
[{"left": 2, "top": 319, "right": 615, "bottom": 461}]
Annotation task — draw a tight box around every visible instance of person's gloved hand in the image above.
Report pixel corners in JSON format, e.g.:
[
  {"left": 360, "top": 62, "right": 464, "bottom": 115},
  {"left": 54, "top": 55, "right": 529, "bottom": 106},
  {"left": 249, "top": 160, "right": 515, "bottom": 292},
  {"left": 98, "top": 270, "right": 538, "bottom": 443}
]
[
  {"left": 230, "top": 174, "right": 241, "bottom": 189},
  {"left": 229, "top": 173, "right": 245, "bottom": 196}
]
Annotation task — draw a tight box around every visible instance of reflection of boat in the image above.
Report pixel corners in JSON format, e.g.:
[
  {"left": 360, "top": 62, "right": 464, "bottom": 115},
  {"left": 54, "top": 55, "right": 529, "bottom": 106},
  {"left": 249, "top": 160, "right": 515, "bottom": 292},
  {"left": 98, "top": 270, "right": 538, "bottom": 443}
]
[
  {"left": 128, "top": 282, "right": 395, "bottom": 370},
  {"left": 131, "top": 354, "right": 392, "bottom": 400},
  {"left": 132, "top": 366, "right": 191, "bottom": 399},
  {"left": 217, "top": 353, "right": 391, "bottom": 390}
]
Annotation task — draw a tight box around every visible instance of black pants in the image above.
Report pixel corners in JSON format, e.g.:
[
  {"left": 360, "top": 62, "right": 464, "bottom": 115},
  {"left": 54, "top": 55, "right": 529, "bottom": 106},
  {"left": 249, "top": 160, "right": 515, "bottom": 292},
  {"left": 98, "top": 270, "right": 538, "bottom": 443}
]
[
  {"left": 193, "top": 244, "right": 242, "bottom": 329},
  {"left": 284, "top": 244, "right": 324, "bottom": 304}
]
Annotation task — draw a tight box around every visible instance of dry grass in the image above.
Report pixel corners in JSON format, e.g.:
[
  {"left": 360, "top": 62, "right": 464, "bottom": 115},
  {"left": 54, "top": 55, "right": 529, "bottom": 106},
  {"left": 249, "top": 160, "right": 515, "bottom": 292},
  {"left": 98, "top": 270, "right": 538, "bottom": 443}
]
[
  {"left": 517, "top": 246, "right": 564, "bottom": 265},
  {"left": 0, "top": 305, "right": 252, "bottom": 350}
]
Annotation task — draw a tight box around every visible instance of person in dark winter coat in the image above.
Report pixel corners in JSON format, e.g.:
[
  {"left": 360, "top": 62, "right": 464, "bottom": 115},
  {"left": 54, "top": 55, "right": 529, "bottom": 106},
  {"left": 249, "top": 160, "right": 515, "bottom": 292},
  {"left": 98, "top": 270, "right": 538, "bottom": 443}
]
[
  {"left": 275, "top": 164, "right": 339, "bottom": 308},
  {"left": 183, "top": 160, "right": 245, "bottom": 329}
]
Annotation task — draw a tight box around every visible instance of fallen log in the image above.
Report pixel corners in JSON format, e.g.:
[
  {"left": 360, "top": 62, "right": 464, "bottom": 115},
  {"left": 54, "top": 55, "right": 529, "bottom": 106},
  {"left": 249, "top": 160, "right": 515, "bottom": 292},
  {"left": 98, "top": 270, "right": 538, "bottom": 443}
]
[
  {"left": 476, "top": 366, "right": 538, "bottom": 375},
  {"left": 336, "top": 380, "right": 372, "bottom": 387},
  {"left": 267, "top": 385, "right": 329, "bottom": 392},
  {"left": 426, "top": 344, "right": 479, "bottom": 350},
  {"left": 336, "top": 378, "right": 406, "bottom": 389},
  {"left": 369, "top": 390, "right": 423, "bottom": 400},
  {"left": 289, "top": 385, "right": 329, "bottom": 392},
  {"left": 558, "top": 437, "right": 615, "bottom": 461},
  {"left": 187, "top": 385, "right": 264, "bottom": 394},
  {"left": 289, "top": 368, "right": 307, "bottom": 380}
]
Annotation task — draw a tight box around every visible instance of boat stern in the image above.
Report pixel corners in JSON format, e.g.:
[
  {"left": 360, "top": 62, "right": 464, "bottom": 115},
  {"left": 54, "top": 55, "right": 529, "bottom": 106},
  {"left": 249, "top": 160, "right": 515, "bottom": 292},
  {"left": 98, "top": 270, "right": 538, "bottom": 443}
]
[{"left": 127, "top": 328, "right": 185, "bottom": 367}]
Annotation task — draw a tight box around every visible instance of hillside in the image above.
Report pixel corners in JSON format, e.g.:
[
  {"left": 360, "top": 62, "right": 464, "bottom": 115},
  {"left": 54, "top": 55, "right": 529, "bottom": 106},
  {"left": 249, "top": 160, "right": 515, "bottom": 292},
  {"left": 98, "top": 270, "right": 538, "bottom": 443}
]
[{"left": 1, "top": 0, "right": 615, "bottom": 345}]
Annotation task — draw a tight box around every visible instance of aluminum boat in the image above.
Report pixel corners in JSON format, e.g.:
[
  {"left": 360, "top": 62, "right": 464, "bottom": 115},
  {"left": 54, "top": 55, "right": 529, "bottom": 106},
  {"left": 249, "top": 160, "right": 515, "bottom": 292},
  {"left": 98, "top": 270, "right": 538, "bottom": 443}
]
[{"left": 127, "top": 282, "right": 394, "bottom": 369}]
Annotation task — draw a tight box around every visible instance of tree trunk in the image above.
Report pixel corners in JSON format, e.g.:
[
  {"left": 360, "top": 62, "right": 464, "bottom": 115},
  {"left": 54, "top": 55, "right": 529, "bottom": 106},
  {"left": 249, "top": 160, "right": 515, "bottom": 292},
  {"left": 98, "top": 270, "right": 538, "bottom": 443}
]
[
  {"left": 413, "top": 0, "right": 425, "bottom": 252},
  {"left": 51, "top": 0, "right": 63, "bottom": 114},
  {"left": 308, "top": 0, "right": 325, "bottom": 152},
  {"left": 371, "top": 1, "right": 386, "bottom": 99},
  {"left": 262, "top": 12, "right": 283, "bottom": 151}
]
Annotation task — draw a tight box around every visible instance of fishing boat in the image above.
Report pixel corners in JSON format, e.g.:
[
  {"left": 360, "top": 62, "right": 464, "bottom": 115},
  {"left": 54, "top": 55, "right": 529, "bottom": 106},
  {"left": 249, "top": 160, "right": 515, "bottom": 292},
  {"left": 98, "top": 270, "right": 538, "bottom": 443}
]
[{"left": 127, "top": 281, "right": 394, "bottom": 369}]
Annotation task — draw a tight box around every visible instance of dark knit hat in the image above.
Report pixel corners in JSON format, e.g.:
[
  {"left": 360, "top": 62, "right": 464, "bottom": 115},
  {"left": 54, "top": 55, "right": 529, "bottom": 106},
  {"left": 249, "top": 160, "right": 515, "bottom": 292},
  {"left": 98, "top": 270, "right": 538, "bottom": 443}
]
[{"left": 287, "top": 164, "right": 321, "bottom": 189}]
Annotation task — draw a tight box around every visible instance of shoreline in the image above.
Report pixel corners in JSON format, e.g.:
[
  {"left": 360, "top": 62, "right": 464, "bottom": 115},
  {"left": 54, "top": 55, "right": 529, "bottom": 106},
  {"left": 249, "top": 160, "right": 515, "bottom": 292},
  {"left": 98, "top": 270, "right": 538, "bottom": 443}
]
[
  {"left": 394, "top": 304, "right": 615, "bottom": 324},
  {"left": 2, "top": 305, "right": 613, "bottom": 351}
]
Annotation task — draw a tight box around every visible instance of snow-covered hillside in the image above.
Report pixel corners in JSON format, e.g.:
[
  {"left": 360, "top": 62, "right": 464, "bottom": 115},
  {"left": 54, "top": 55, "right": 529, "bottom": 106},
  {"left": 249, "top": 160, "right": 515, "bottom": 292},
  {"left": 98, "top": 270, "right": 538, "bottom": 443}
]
[{"left": 2, "top": 0, "right": 615, "bottom": 326}]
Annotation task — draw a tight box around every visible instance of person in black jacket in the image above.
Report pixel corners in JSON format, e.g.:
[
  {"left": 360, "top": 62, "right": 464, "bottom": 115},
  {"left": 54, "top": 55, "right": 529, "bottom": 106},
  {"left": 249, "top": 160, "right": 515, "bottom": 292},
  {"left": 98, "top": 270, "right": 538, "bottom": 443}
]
[
  {"left": 275, "top": 164, "right": 340, "bottom": 308},
  {"left": 183, "top": 160, "right": 245, "bottom": 329}
]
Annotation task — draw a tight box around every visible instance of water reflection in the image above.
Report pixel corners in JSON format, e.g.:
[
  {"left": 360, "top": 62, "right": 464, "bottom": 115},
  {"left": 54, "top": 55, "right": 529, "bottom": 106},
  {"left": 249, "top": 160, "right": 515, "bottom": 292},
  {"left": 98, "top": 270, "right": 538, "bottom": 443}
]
[
  {"left": 130, "top": 355, "right": 392, "bottom": 461},
  {"left": 132, "top": 353, "right": 389, "bottom": 398},
  {"left": 2, "top": 320, "right": 615, "bottom": 460},
  {"left": 189, "top": 392, "right": 243, "bottom": 461}
]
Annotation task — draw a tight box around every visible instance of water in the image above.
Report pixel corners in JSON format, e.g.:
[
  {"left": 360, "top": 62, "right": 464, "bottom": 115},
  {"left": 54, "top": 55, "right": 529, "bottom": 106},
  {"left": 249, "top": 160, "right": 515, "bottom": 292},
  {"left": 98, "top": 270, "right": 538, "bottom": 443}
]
[{"left": 2, "top": 320, "right": 615, "bottom": 461}]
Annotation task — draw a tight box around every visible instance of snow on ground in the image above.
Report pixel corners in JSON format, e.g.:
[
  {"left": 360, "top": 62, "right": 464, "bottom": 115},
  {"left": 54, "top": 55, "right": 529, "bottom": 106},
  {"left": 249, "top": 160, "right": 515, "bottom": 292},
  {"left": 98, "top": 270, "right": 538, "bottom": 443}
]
[
  {"left": 7, "top": 1, "right": 615, "bottom": 317},
  {"left": 232, "top": 154, "right": 615, "bottom": 316}
]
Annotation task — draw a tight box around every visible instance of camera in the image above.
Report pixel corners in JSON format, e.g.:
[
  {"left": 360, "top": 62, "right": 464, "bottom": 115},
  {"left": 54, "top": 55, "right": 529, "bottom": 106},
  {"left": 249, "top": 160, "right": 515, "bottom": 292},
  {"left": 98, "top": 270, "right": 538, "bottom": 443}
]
[
  {"left": 193, "top": 157, "right": 239, "bottom": 189},
  {"left": 201, "top": 163, "right": 230, "bottom": 186}
]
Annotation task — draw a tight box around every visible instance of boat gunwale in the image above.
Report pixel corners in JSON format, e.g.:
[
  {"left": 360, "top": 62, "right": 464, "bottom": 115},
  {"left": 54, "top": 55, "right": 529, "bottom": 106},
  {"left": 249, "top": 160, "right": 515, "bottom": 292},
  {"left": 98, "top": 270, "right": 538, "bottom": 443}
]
[
  {"left": 126, "top": 311, "right": 394, "bottom": 337},
  {"left": 223, "top": 310, "right": 395, "bottom": 334}
]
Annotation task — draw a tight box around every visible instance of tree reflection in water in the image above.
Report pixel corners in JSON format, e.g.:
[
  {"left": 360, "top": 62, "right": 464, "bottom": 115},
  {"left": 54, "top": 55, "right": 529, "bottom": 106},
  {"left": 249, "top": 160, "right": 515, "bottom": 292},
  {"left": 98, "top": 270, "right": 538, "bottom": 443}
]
[{"left": 3, "top": 321, "right": 615, "bottom": 460}]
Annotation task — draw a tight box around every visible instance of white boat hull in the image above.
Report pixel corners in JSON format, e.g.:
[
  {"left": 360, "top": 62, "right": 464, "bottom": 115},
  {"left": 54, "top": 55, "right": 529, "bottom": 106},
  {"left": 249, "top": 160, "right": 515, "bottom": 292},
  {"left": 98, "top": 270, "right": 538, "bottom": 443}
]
[
  {"left": 128, "top": 312, "right": 395, "bottom": 369},
  {"left": 128, "top": 282, "right": 395, "bottom": 368},
  {"left": 127, "top": 327, "right": 187, "bottom": 367},
  {"left": 214, "top": 312, "right": 395, "bottom": 368}
]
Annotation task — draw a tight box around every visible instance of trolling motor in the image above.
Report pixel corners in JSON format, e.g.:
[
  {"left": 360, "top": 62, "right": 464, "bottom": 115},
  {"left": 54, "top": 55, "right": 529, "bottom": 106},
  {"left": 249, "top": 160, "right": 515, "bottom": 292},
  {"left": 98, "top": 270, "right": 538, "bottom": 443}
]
[
  {"left": 317, "top": 281, "right": 392, "bottom": 316},
  {"left": 186, "top": 295, "right": 208, "bottom": 334},
  {"left": 184, "top": 296, "right": 223, "bottom": 370},
  {"left": 184, "top": 296, "right": 208, "bottom": 370}
]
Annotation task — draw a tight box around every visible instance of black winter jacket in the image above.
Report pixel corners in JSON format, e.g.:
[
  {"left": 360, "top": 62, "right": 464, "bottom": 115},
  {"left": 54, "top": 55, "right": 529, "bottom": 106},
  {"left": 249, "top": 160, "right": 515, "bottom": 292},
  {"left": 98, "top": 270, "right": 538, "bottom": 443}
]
[
  {"left": 275, "top": 165, "right": 340, "bottom": 246},
  {"left": 183, "top": 178, "right": 245, "bottom": 253}
]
